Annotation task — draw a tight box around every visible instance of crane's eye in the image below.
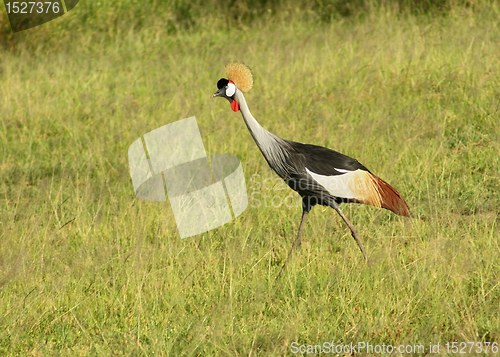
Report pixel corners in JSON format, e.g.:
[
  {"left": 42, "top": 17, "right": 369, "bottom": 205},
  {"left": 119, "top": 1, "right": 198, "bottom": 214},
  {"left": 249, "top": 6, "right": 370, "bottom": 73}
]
[{"left": 226, "top": 82, "right": 236, "bottom": 97}]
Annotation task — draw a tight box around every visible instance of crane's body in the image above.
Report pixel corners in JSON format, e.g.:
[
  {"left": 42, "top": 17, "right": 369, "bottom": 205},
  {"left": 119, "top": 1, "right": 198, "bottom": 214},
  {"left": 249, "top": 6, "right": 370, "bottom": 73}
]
[{"left": 213, "top": 63, "right": 409, "bottom": 278}]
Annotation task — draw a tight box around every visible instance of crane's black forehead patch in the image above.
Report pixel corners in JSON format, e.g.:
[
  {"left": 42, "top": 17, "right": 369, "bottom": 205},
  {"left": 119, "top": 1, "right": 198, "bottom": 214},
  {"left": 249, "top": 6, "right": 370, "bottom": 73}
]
[{"left": 217, "top": 78, "right": 229, "bottom": 89}]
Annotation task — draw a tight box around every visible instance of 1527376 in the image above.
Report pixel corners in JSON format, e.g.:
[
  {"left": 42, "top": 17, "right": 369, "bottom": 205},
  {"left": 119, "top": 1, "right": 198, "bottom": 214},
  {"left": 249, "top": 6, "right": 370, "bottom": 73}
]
[
  {"left": 5, "top": 2, "right": 60, "bottom": 14},
  {"left": 445, "top": 342, "right": 498, "bottom": 354}
]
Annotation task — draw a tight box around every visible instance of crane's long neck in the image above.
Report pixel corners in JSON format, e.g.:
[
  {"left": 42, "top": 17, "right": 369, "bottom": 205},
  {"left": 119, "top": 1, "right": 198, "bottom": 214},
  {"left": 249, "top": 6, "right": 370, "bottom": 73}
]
[{"left": 234, "top": 90, "right": 290, "bottom": 177}]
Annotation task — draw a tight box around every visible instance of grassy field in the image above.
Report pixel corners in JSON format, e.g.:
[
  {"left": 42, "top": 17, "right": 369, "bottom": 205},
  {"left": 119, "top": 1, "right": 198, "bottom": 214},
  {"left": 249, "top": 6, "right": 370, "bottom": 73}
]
[{"left": 1, "top": 1, "right": 500, "bottom": 355}]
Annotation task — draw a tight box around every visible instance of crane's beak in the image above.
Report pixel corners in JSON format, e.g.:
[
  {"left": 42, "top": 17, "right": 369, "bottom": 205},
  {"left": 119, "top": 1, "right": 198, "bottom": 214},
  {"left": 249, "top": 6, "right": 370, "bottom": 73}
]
[{"left": 211, "top": 88, "right": 225, "bottom": 98}]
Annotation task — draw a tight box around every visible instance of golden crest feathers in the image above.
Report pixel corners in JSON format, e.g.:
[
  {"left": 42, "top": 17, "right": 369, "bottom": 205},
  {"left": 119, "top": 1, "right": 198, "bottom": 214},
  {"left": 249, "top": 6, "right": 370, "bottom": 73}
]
[{"left": 225, "top": 62, "right": 253, "bottom": 92}]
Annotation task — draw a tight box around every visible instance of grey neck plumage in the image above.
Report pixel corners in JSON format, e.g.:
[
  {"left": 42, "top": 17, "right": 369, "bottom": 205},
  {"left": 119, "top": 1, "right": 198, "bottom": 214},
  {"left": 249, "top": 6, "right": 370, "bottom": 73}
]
[{"left": 234, "top": 90, "right": 292, "bottom": 178}]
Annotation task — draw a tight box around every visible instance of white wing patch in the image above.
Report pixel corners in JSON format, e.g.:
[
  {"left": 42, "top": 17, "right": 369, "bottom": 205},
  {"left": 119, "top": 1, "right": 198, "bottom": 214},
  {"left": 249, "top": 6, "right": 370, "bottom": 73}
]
[
  {"left": 306, "top": 168, "right": 382, "bottom": 207},
  {"left": 306, "top": 168, "right": 357, "bottom": 199},
  {"left": 335, "top": 168, "right": 349, "bottom": 173}
]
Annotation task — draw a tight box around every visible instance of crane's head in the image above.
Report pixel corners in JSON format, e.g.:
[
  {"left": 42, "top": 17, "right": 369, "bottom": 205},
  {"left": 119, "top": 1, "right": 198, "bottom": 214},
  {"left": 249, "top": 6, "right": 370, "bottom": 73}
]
[
  {"left": 212, "top": 62, "right": 253, "bottom": 112},
  {"left": 212, "top": 78, "right": 240, "bottom": 111}
]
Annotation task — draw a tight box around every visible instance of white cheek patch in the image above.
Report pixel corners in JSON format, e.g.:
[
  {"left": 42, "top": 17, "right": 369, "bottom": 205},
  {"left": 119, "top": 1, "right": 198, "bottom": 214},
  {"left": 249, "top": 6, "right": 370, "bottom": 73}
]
[{"left": 226, "top": 83, "right": 236, "bottom": 97}]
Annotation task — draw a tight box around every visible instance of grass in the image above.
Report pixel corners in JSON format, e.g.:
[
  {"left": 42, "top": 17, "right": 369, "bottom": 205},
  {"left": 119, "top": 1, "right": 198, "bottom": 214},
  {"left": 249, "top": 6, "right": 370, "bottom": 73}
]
[{"left": 1, "top": 1, "right": 500, "bottom": 355}]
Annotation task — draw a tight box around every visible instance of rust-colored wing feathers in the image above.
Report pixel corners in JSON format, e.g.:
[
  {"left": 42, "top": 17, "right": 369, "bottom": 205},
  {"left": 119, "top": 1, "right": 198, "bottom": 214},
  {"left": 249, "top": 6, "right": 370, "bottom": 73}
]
[{"left": 356, "top": 173, "right": 409, "bottom": 216}]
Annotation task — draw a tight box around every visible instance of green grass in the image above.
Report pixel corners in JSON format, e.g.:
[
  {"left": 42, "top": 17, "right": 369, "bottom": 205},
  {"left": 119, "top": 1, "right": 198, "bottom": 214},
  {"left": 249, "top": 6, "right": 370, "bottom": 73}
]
[{"left": 1, "top": 2, "right": 500, "bottom": 355}]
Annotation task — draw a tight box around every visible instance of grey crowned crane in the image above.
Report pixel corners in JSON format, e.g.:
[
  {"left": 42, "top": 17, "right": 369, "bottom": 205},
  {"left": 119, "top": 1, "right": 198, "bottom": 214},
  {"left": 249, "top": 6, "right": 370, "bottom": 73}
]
[{"left": 212, "top": 62, "right": 409, "bottom": 278}]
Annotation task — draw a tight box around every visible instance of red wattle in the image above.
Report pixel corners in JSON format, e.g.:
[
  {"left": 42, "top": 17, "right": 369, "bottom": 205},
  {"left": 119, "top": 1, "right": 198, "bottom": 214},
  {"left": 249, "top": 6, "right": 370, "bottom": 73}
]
[{"left": 231, "top": 99, "right": 239, "bottom": 112}]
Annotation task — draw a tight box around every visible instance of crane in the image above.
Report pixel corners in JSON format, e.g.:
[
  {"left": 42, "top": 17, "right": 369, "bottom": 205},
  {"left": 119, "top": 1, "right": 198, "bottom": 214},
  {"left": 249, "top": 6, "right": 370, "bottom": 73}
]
[{"left": 212, "top": 62, "right": 409, "bottom": 279}]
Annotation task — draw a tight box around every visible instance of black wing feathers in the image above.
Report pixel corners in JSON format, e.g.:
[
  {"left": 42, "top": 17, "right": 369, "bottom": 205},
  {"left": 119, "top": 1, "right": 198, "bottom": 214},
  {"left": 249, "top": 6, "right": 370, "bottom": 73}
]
[{"left": 288, "top": 141, "right": 369, "bottom": 176}]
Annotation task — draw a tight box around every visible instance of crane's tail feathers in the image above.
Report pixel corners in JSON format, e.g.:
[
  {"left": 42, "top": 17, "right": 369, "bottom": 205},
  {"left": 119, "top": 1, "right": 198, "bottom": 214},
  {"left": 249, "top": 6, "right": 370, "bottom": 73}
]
[
  {"left": 348, "top": 170, "right": 409, "bottom": 216},
  {"left": 369, "top": 174, "right": 410, "bottom": 216}
]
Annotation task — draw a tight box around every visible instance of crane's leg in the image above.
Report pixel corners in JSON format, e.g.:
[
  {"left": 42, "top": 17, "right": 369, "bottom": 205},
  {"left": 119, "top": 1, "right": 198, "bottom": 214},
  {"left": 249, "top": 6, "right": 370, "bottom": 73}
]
[
  {"left": 330, "top": 200, "right": 367, "bottom": 261},
  {"left": 276, "top": 205, "right": 310, "bottom": 280}
]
